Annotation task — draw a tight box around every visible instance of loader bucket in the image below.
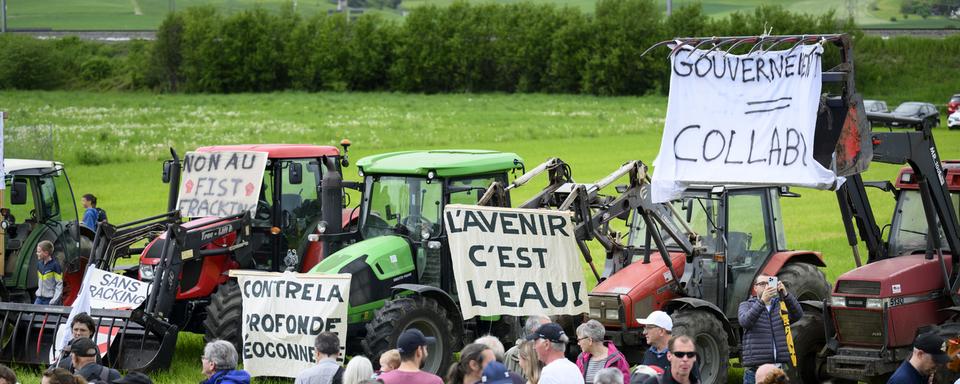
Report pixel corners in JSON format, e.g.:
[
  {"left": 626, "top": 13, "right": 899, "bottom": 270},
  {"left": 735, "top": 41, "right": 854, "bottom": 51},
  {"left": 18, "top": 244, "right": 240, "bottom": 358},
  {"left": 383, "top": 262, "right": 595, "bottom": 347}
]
[{"left": 0, "top": 302, "right": 178, "bottom": 371}]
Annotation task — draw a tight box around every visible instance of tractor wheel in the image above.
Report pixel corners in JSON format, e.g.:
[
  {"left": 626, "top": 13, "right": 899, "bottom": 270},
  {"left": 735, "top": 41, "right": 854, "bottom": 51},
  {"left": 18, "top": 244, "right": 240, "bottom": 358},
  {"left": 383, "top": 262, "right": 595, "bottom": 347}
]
[
  {"left": 784, "top": 310, "right": 828, "bottom": 383},
  {"left": 362, "top": 296, "right": 457, "bottom": 375},
  {"left": 778, "top": 263, "right": 831, "bottom": 302},
  {"left": 671, "top": 309, "right": 729, "bottom": 384},
  {"left": 204, "top": 280, "right": 244, "bottom": 357}
]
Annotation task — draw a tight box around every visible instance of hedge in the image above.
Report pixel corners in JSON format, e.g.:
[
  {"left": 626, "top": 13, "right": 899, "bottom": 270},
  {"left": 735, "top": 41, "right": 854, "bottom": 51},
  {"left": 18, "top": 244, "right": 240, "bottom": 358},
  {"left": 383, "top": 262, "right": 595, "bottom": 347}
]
[{"left": 0, "top": 1, "right": 956, "bottom": 101}]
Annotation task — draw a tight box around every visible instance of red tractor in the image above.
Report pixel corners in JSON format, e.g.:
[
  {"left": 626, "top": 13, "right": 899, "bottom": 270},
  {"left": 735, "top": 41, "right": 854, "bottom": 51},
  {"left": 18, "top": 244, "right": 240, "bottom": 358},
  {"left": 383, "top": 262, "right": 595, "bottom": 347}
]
[{"left": 140, "top": 143, "right": 360, "bottom": 354}]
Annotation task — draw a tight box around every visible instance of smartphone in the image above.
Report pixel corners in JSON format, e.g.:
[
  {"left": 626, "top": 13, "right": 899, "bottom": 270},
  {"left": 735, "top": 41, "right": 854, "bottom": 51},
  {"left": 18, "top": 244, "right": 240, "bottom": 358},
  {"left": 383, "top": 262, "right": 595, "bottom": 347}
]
[{"left": 767, "top": 276, "right": 778, "bottom": 288}]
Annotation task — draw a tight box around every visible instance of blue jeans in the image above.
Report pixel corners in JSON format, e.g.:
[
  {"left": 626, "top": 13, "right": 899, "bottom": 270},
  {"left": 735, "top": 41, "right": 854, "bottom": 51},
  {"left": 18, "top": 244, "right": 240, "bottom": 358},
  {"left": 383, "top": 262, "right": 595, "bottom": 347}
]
[
  {"left": 743, "top": 367, "right": 756, "bottom": 384},
  {"left": 34, "top": 296, "right": 52, "bottom": 305}
]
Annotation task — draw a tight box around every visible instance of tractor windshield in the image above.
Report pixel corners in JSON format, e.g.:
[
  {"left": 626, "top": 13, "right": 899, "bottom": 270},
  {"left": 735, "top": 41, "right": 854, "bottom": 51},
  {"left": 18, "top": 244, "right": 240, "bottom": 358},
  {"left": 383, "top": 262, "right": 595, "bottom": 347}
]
[
  {"left": 361, "top": 175, "right": 442, "bottom": 240},
  {"left": 888, "top": 190, "right": 960, "bottom": 257},
  {"left": 628, "top": 196, "right": 711, "bottom": 260}
]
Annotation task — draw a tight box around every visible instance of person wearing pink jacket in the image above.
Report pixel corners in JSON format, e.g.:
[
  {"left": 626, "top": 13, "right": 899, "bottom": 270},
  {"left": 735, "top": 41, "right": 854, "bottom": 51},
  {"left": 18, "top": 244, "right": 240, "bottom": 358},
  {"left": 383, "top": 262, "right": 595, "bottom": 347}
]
[{"left": 575, "top": 320, "right": 631, "bottom": 384}]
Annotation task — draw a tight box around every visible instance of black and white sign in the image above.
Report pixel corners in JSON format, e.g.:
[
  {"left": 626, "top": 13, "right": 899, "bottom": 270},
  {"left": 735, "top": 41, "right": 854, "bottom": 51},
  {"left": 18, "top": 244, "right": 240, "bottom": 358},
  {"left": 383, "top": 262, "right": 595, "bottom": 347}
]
[
  {"left": 651, "top": 43, "right": 837, "bottom": 203},
  {"left": 444, "top": 205, "right": 589, "bottom": 319},
  {"left": 86, "top": 267, "right": 151, "bottom": 309},
  {"left": 232, "top": 270, "right": 351, "bottom": 378},
  {"left": 176, "top": 151, "right": 268, "bottom": 218}
]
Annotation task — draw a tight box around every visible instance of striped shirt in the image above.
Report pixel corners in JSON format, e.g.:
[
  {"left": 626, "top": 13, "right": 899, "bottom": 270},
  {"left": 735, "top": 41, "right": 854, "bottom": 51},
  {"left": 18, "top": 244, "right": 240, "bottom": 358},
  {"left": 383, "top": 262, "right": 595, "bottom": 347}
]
[{"left": 36, "top": 258, "right": 64, "bottom": 304}]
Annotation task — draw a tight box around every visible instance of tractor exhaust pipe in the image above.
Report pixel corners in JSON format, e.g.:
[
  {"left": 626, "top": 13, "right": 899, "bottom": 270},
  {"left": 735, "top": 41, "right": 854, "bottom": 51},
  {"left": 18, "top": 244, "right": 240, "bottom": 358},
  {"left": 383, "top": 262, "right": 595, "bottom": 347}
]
[{"left": 321, "top": 157, "right": 344, "bottom": 257}]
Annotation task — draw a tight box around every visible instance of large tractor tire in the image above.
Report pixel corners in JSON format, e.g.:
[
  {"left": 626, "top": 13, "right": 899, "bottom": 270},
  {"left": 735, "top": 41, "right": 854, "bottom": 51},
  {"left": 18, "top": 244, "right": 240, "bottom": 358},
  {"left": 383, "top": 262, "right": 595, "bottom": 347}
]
[
  {"left": 363, "top": 296, "right": 457, "bottom": 375},
  {"left": 777, "top": 263, "right": 831, "bottom": 302},
  {"left": 204, "top": 280, "right": 244, "bottom": 357},
  {"left": 671, "top": 310, "right": 729, "bottom": 384},
  {"left": 784, "top": 311, "right": 828, "bottom": 383}
]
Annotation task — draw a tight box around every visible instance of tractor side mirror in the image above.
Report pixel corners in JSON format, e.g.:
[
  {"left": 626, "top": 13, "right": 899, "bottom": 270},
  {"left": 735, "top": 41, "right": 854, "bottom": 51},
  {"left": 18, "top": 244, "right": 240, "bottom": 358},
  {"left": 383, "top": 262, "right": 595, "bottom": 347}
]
[
  {"left": 684, "top": 199, "right": 694, "bottom": 223},
  {"left": 10, "top": 181, "right": 27, "bottom": 205},
  {"left": 289, "top": 163, "right": 303, "bottom": 185},
  {"left": 162, "top": 160, "right": 173, "bottom": 183}
]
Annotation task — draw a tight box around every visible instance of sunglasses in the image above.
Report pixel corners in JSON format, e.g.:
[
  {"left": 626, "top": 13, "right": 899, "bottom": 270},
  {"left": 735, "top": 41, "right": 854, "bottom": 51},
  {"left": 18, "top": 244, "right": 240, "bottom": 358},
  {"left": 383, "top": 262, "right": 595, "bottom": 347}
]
[{"left": 671, "top": 351, "right": 698, "bottom": 359}]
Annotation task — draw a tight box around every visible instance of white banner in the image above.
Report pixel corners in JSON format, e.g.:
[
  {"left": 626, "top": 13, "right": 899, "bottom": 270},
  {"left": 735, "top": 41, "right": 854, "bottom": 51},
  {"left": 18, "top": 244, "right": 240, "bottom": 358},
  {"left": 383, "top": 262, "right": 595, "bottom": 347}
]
[
  {"left": 444, "top": 204, "right": 589, "bottom": 319},
  {"left": 86, "top": 267, "right": 151, "bottom": 309},
  {"left": 651, "top": 43, "right": 837, "bottom": 203},
  {"left": 176, "top": 151, "right": 268, "bottom": 218},
  {"left": 232, "top": 271, "right": 351, "bottom": 378}
]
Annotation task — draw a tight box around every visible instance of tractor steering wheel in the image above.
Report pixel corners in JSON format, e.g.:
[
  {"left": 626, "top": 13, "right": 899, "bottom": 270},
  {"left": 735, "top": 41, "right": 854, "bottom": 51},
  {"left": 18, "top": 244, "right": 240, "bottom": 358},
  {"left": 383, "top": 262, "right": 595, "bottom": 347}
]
[
  {"left": 400, "top": 214, "right": 434, "bottom": 233},
  {"left": 255, "top": 200, "right": 271, "bottom": 220}
]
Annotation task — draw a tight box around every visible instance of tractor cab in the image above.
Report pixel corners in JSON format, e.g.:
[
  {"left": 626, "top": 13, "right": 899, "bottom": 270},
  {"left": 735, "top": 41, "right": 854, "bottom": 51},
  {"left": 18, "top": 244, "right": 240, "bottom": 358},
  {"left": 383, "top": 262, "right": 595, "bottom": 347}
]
[
  {"left": 886, "top": 162, "right": 960, "bottom": 258},
  {"left": 2, "top": 159, "right": 90, "bottom": 304},
  {"left": 311, "top": 150, "right": 524, "bottom": 373}
]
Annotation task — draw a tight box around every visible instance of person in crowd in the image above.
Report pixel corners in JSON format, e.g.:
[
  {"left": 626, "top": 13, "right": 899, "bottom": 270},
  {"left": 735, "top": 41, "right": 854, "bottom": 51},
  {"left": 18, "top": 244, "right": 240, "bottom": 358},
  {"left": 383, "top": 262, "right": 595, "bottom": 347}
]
[
  {"left": 575, "top": 320, "right": 630, "bottom": 384},
  {"left": 637, "top": 311, "right": 673, "bottom": 371},
  {"left": 375, "top": 349, "right": 400, "bottom": 378},
  {"left": 35, "top": 240, "right": 63, "bottom": 305},
  {"left": 660, "top": 336, "right": 698, "bottom": 384},
  {"left": 629, "top": 366, "right": 663, "bottom": 384},
  {"left": 505, "top": 315, "right": 550, "bottom": 377},
  {"left": 527, "top": 323, "right": 583, "bottom": 384},
  {"left": 69, "top": 337, "right": 120, "bottom": 383},
  {"left": 738, "top": 275, "right": 802, "bottom": 384},
  {"left": 200, "top": 340, "right": 250, "bottom": 384},
  {"left": 344, "top": 356, "right": 374, "bottom": 384},
  {"left": 888, "top": 330, "right": 950, "bottom": 384},
  {"left": 475, "top": 335, "right": 525, "bottom": 384},
  {"left": 114, "top": 372, "right": 154, "bottom": 384},
  {"left": 295, "top": 332, "right": 343, "bottom": 384},
  {"left": 517, "top": 340, "right": 543, "bottom": 384},
  {"left": 0, "top": 363, "right": 16, "bottom": 384},
  {"left": 480, "top": 361, "right": 517, "bottom": 384},
  {"left": 594, "top": 367, "right": 625, "bottom": 384},
  {"left": 377, "top": 329, "right": 443, "bottom": 384},
  {"left": 81, "top": 194, "right": 106, "bottom": 230},
  {"left": 447, "top": 343, "right": 495, "bottom": 384},
  {"left": 755, "top": 364, "right": 787, "bottom": 384},
  {"left": 53, "top": 312, "right": 98, "bottom": 371},
  {"left": 42, "top": 368, "right": 88, "bottom": 384}
]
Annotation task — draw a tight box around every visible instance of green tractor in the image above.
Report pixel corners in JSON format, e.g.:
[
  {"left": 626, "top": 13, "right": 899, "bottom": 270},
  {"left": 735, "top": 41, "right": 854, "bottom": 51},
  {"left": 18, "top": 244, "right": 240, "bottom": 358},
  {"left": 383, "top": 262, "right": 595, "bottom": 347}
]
[
  {"left": 1, "top": 159, "right": 92, "bottom": 304},
  {"left": 309, "top": 150, "right": 529, "bottom": 373}
]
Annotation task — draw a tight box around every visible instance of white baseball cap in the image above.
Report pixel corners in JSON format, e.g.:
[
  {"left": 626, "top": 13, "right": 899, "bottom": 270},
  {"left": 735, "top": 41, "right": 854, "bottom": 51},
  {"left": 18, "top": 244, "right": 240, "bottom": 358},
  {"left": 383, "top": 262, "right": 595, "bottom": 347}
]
[{"left": 637, "top": 310, "right": 673, "bottom": 332}]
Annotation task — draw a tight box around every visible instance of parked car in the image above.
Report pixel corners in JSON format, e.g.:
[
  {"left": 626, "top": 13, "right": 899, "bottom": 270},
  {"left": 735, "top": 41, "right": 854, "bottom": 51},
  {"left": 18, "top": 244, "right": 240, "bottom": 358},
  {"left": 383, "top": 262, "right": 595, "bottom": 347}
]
[
  {"left": 864, "top": 99, "right": 889, "bottom": 113},
  {"left": 949, "top": 110, "right": 960, "bottom": 130},
  {"left": 888, "top": 102, "right": 939, "bottom": 129},
  {"left": 948, "top": 94, "right": 960, "bottom": 115}
]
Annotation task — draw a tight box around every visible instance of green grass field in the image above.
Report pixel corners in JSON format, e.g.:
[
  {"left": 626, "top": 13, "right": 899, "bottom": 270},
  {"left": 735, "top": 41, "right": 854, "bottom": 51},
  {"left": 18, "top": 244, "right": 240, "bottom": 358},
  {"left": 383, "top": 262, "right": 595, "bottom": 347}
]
[
  {"left": 7, "top": 0, "right": 960, "bottom": 29},
  {"left": 3, "top": 90, "right": 959, "bottom": 382}
]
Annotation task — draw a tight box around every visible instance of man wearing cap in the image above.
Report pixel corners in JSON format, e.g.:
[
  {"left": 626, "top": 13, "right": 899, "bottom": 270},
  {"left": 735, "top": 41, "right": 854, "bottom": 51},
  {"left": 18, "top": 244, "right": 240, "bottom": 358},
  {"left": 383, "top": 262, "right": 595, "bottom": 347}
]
[
  {"left": 481, "top": 361, "right": 517, "bottom": 384},
  {"left": 70, "top": 337, "right": 121, "bottom": 383},
  {"left": 638, "top": 311, "right": 673, "bottom": 371},
  {"left": 526, "top": 323, "right": 584, "bottom": 384},
  {"left": 888, "top": 331, "right": 950, "bottom": 384},
  {"left": 378, "top": 329, "right": 443, "bottom": 384}
]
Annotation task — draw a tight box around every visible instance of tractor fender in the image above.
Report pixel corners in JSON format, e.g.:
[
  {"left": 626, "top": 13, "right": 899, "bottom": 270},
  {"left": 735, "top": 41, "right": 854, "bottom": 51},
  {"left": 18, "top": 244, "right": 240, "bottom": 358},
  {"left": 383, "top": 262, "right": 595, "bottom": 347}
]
[
  {"left": 799, "top": 300, "right": 824, "bottom": 314},
  {"left": 662, "top": 297, "right": 737, "bottom": 347},
  {"left": 391, "top": 284, "right": 464, "bottom": 332},
  {"left": 760, "top": 251, "right": 826, "bottom": 277}
]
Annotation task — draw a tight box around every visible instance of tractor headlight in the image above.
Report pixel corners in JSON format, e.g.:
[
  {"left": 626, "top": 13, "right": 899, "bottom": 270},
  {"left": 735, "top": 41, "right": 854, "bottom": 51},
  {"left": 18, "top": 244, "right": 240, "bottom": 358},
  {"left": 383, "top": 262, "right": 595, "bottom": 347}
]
[
  {"left": 830, "top": 296, "right": 846, "bottom": 307},
  {"left": 866, "top": 298, "right": 883, "bottom": 309},
  {"left": 604, "top": 308, "right": 619, "bottom": 320},
  {"left": 140, "top": 264, "right": 155, "bottom": 281},
  {"left": 590, "top": 308, "right": 602, "bottom": 319}
]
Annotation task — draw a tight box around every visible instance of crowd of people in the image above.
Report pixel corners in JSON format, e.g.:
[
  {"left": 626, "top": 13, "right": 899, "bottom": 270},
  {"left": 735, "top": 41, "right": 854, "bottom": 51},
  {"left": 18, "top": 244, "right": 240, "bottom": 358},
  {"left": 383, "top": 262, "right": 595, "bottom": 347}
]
[{"left": 4, "top": 272, "right": 955, "bottom": 383}]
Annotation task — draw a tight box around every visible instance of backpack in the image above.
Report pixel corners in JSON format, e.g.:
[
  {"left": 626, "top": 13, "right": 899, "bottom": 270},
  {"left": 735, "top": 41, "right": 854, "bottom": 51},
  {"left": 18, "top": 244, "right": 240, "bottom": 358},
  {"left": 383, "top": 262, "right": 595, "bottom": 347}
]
[{"left": 95, "top": 207, "right": 108, "bottom": 223}]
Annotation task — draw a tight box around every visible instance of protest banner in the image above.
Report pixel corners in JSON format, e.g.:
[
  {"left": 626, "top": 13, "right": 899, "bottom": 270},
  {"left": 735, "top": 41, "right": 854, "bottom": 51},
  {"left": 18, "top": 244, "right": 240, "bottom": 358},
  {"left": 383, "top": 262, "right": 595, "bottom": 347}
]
[
  {"left": 231, "top": 270, "right": 351, "bottom": 378},
  {"left": 443, "top": 204, "right": 589, "bottom": 319},
  {"left": 650, "top": 43, "right": 838, "bottom": 203},
  {"left": 176, "top": 151, "right": 268, "bottom": 218}
]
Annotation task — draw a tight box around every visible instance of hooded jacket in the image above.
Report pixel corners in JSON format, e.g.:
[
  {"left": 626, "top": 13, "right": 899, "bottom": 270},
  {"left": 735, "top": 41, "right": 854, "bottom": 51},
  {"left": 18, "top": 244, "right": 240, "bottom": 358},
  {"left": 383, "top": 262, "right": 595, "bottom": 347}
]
[
  {"left": 738, "top": 291, "right": 803, "bottom": 367},
  {"left": 575, "top": 340, "right": 631, "bottom": 384}
]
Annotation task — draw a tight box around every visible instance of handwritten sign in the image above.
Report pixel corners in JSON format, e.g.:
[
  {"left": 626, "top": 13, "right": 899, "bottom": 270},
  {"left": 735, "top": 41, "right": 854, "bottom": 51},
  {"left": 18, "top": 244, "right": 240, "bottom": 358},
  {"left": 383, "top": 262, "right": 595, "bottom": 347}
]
[
  {"left": 176, "top": 151, "right": 268, "bottom": 218},
  {"left": 444, "top": 205, "right": 589, "bottom": 319},
  {"left": 232, "top": 270, "right": 351, "bottom": 378},
  {"left": 87, "top": 268, "right": 151, "bottom": 309},
  {"left": 650, "top": 43, "right": 837, "bottom": 203}
]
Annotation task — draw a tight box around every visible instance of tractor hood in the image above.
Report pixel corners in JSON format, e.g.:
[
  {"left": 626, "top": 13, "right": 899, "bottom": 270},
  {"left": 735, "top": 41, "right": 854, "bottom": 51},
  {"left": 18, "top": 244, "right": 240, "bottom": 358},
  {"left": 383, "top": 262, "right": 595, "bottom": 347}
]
[
  {"left": 589, "top": 252, "right": 687, "bottom": 328},
  {"left": 835, "top": 253, "right": 953, "bottom": 298},
  {"left": 309, "top": 236, "right": 417, "bottom": 310}
]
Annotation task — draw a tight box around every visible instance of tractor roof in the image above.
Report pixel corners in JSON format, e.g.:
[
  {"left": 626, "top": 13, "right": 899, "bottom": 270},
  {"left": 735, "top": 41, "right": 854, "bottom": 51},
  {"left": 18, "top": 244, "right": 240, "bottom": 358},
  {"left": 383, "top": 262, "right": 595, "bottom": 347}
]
[
  {"left": 896, "top": 161, "right": 960, "bottom": 191},
  {"left": 196, "top": 144, "right": 340, "bottom": 159},
  {"left": 357, "top": 150, "right": 524, "bottom": 177},
  {"left": 3, "top": 159, "right": 62, "bottom": 175}
]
